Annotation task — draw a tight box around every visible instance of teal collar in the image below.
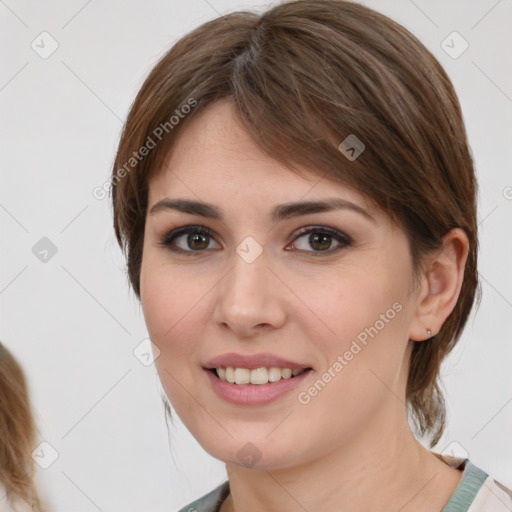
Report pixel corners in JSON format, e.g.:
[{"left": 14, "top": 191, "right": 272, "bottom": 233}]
[
  {"left": 441, "top": 459, "right": 488, "bottom": 512},
  {"left": 178, "top": 458, "right": 488, "bottom": 512}
]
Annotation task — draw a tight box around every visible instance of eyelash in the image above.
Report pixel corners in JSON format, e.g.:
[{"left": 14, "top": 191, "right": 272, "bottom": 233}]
[{"left": 157, "top": 224, "right": 353, "bottom": 257}]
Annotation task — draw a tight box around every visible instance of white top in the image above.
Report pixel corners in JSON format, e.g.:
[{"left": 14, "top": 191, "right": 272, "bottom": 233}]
[
  {"left": 466, "top": 474, "right": 512, "bottom": 511},
  {"left": 442, "top": 455, "right": 512, "bottom": 512}
]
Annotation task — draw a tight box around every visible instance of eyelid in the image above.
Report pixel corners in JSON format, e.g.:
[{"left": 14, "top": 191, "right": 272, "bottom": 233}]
[
  {"left": 286, "top": 225, "right": 353, "bottom": 255},
  {"left": 158, "top": 223, "right": 353, "bottom": 257},
  {"left": 290, "top": 225, "right": 352, "bottom": 244},
  {"left": 157, "top": 225, "right": 218, "bottom": 252}
]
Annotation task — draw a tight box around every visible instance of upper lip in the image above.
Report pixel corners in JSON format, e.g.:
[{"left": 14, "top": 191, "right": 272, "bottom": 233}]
[{"left": 203, "top": 352, "right": 312, "bottom": 370}]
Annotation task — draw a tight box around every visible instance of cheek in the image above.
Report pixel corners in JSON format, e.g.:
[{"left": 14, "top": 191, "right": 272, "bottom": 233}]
[
  {"left": 140, "top": 262, "right": 203, "bottom": 409},
  {"left": 295, "top": 265, "right": 406, "bottom": 349},
  {"left": 140, "top": 256, "right": 200, "bottom": 354},
  {"left": 295, "top": 264, "right": 412, "bottom": 407},
  {"left": 140, "top": 267, "right": 172, "bottom": 344}
]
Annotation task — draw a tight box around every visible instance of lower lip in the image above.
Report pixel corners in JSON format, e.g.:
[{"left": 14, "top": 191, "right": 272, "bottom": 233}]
[{"left": 204, "top": 369, "right": 313, "bottom": 405}]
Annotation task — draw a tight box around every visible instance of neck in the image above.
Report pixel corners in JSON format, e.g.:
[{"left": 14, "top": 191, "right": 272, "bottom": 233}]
[{"left": 221, "top": 404, "right": 460, "bottom": 512}]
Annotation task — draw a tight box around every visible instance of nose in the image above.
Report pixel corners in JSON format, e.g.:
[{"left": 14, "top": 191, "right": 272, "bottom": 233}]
[{"left": 212, "top": 247, "right": 287, "bottom": 338}]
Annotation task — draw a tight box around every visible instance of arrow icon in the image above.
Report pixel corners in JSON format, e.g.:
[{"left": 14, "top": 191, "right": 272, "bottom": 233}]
[
  {"left": 236, "top": 236, "right": 262, "bottom": 263},
  {"left": 338, "top": 134, "right": 365, "bottom": 161},
  {"left": 31, "top": 31, "right": 59, "bottom": 59},
  {"left": 32, "top": 441, "right": 59, "bottom": 468},
  {"left": 32, "top": 237, "right": 58, "bottom": 262},
  {"left": 440, "top": 31, "right": 468, "bottom": 59}
]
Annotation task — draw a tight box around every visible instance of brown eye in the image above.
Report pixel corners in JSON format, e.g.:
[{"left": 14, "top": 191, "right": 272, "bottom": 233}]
[
  {"left": 186, "top": 232, "right": 210, "bottom": 250},
  {"left": 308, "top": 232, "right": 333, "bottom": 251},
  {"left": 289, "top": 226, "right": 352, "bottom": 256},
  {"left": 158, "top": 225, "right": 221, "bottom": 255}
]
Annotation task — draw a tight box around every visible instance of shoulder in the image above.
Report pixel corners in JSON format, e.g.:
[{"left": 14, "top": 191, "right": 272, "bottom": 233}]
[
  {"left": 176, "top": 481, "right": 230, "bottom": 512},
  {"left": 441, "top": 457, "right": 512, "bottom": 512},
  {"left": 468, "top": 472, "right": 512, "bottom": 512}
]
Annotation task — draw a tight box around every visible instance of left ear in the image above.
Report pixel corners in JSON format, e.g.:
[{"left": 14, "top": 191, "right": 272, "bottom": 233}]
[{"left": 409, "top": 228, "right": 469, "bottom": 342}]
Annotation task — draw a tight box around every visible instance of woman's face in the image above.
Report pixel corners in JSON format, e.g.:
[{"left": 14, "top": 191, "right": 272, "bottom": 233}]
[{"left": 140, "top": 99, "right": 422, "bottom": 469}]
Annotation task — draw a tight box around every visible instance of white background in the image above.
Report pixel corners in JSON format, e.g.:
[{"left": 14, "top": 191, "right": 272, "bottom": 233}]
[{"left": 1, "top": 0, "right": 511, "bottom": 510}]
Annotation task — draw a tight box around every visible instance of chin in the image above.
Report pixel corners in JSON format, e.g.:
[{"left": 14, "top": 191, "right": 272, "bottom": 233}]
[{"left": 196, "top": 431, "right": 306, "bottom": 471}]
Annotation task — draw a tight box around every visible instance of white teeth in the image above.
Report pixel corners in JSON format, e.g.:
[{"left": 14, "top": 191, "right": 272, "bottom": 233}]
[
  {"left": 268, "top": 367, "right": 282, "bottom": 382},
  {"left": 281, "top": 368, "right": 292, "bottom": 379},
  {"left": 225, "top": 367, "right": 235, "bottom": 383},
  {"left": 234, "top": 368, "right": 250, "bottom": 385},
  {"left": 250, "top": 367, "right": 268, "bottom": 385},
  {"left": 215, "top": 366, "right": 307, "bottom": 385}
]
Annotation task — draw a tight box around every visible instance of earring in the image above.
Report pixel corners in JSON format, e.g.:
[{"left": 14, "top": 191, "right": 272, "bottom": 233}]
[{"left": 427, "top": 329, "right": 432, "bottom": 337}]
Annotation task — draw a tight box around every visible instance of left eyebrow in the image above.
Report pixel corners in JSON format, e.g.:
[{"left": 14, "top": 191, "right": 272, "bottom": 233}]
[
  {"left": 272, "top": 198, "right": 375, "bottom": 223},
  {"left": 148, "top": 197, "right": 375, "bottom": 223}
]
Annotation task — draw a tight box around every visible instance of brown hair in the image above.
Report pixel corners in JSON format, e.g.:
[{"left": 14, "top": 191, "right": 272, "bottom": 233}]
[
  {"left": 0, "top": 342, "right": 43, "bottom": 510},
  {"left": 111, "top": 0, "right": 480, "bottom": 447}
]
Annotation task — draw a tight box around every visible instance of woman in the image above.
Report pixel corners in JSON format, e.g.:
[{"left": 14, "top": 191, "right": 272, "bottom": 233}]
[
  {"left": 0, "top": 342, "right": 44, "bottom": 511},
  {"left": 110, "top": 1, "right": 512, "bottom": 510}
]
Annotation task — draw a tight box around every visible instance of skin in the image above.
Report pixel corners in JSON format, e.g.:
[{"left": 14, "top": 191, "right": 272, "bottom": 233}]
[{"left": 140, "top": 99, "right": 469, "bottom": 512}]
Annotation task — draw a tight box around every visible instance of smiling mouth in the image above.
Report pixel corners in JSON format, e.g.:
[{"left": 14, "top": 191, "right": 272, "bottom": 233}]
[{"left": 209, "top": 366, "right": 313, "bottom": 385}]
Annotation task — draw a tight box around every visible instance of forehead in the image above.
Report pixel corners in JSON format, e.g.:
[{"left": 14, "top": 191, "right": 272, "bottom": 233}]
[{"left": 147, "top": 99, "right": 374, "bottom": 214}]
